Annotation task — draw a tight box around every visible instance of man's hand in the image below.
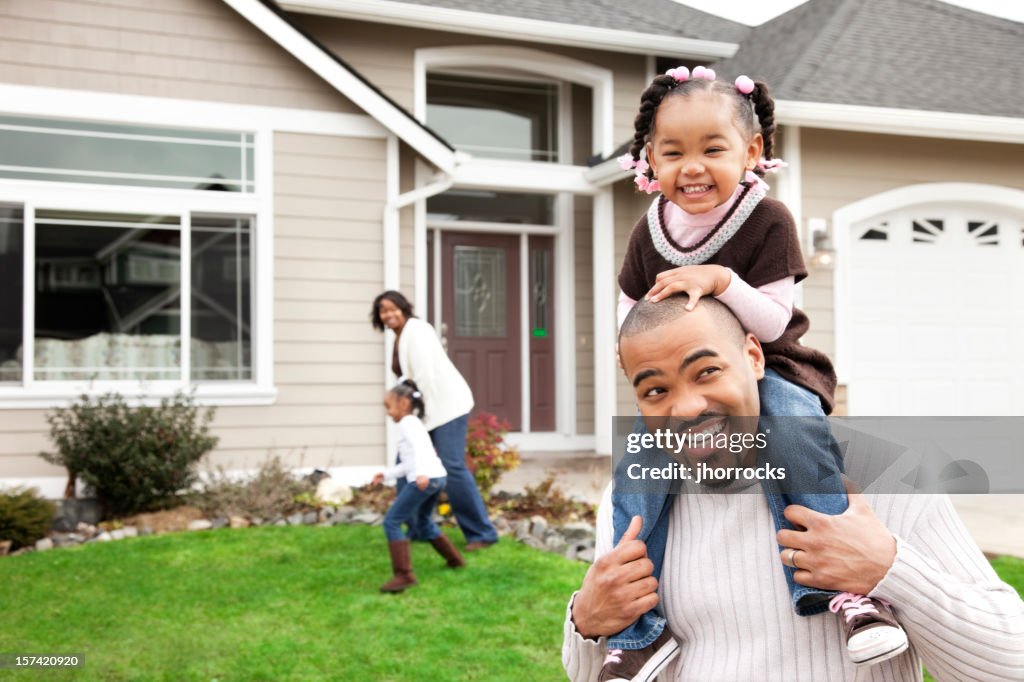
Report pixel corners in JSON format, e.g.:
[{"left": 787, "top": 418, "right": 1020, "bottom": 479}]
[
  {"left": 645, "top": 265, "right": 731, "bottom": 308},
  {"left": 777, "top": 478, "right": 897, "bottom": 595},
  {"left": 372, "top": 472, "right": 385, "bottom": 486},
  {"left": 571, "top": 516, "right": 659, "bottom": 639}
]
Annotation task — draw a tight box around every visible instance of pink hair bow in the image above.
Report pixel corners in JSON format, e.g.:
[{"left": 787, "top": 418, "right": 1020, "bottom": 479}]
[{"left": 757, "top": 158, "right": 788, "bottom": 173}]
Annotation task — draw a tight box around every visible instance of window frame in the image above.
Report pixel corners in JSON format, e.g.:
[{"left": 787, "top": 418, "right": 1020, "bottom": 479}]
[{"left": 0, "top": 151, "right": 275, "bottom": 409}]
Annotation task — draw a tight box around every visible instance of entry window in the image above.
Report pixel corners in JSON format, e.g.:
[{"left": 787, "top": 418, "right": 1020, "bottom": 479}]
[
  {"left": 454, "top": 246, "right": 507, "bottom": 337},
  {"left": 427, "top": 190, "right": 555, "bottom": 225},
  {"left": 426, "top": 74, "right": 559, "bottom": 162}
]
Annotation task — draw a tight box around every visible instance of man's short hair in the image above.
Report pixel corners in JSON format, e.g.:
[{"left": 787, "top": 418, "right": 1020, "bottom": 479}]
[{"left": 619, "top": 294, "right": 747, "bottom": 347}]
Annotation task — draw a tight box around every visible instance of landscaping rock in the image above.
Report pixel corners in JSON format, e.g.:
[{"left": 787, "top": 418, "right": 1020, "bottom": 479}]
[
  {"left": 229, "top": 516, "right": 250, "bottom": 529},
  {"left": 139, "top": 526, "right": 155, "bottom": 536},
  {"left": 493, "top": 516, "right": 511, "bottom": 535},
  {"left": 250, "top": 517, "right": 264, "bottom": 527},
  {"left": 76, "top": 522, "right": 97, "bottom": 535},
  {"left": 521, "top": 536, "right": 546, "bottom": 551},
  {"left": 514, "top": 520, "right": 532, "bottom": 541},
  {"left": 122, "top": 526, "right": 139, "bottom": 538},
  {"left": 35, "top": 537, "right": 54, "bottom": 551},
  {"left": 286, "top": 513, "right": 305, "bottom": 526},
  {"left": 529, "top": 515, "right": 548, "bottom": 539},
  {"left": 188, "top": 520, "right": 212, "bottom": 531},
  {"left": 351, "top": 512, "right": 382, "bottom": 525},
  {"left": 52, "top": 498, "right": 102, "bottom": 532},
  {"left": 544, "top": 533, "right": 567, "bottom": 553},
  {"left": 302, "top": 511, "right": 319, "bottom": 525},
  {"left": 316, "top": 478, "right": 353, "bottom": 506},
  {"left": 321, "top": 506, "right": 337, "bottom": 520},
  {"left": 109, "top": 529, "right": 125, "bottom": 541},
  {"left": 94, "top": 532, "right": 113, "bottom": 542},
  {"left": 560, "top": 522, "right": 596, "bottom": 544},
  {"left": 335, "top": 507, "right": 357, "bottom": 523},
  {"left": 211, "top": 517, "right": 229, "bottom": 530},
  {"left": 576, "top": 547, "right": 595, "bottom": 563},
  {"left": 273, "top": 519, "right": 287, "bottom": 527}
]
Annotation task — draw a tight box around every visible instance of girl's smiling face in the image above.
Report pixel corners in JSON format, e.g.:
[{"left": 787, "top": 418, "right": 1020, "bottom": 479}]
[{"left": 646, "top": 91, "right": 763, "bottom": 215}]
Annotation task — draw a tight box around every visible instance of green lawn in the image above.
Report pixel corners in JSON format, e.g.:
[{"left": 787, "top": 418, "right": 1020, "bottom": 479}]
[
  {"left": 1, "top": 527, "right": 1021, "bottom": 681},
  {"left": 0, "top": 526, "right": 586, "bottom": 681}
]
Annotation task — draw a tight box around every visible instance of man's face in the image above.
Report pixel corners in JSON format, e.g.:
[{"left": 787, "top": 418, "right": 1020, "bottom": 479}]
[{"left": 620, "top": 306, "right": 765, "bottom": 475}]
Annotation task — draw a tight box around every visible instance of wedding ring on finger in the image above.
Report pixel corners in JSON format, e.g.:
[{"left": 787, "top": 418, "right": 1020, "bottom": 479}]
[{"left": 785, "top": 548, "right": 803, "bottom": 569}]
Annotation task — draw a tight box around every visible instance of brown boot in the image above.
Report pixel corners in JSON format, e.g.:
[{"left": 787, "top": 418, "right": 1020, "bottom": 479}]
[
  {"left": 430, "top": 534, "right": 466, "bottom": 568},
  {"left": 380, "top": 539, "right": 418, "bottom": 593}
]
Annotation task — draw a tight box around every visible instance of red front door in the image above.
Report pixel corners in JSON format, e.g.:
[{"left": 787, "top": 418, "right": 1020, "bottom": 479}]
[{"left": 441, "top": 232, "right": 522, "bottom": 430}]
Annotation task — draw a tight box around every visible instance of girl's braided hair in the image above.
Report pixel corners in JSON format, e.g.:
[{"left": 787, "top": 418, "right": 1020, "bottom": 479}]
[
  {"left": 627, "top": 73, "right": 777, "bottom": 184},
  {"left": 390, "top": 378, "right": 426, "bottom": 418}
]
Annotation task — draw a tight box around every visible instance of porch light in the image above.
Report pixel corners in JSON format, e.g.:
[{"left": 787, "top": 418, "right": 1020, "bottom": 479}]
[{"left": 807, "top": 218, "right": 835, "bottom": 270}]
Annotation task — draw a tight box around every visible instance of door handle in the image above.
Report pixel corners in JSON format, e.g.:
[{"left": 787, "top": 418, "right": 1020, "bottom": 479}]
[{"left": 440, "top": 322, "right": 448, "bottom": 351}]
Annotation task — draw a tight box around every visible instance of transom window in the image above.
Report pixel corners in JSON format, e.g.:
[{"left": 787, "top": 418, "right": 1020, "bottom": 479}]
[
  {"left": 426, "top": 73, "right": 559, "bottom": 162},
  {"left": 0, "top": 115, "right": 254, "bottom": 192}
]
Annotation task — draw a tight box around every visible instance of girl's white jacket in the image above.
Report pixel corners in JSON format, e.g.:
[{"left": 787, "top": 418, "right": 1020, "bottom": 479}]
[{"left": 396, "top": 317, "right": 474, "bottom": 431}]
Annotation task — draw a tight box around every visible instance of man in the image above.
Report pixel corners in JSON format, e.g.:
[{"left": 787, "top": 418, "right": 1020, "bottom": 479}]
[{"left": 563, "top": 295, "right": 1024, "bottom": 681}]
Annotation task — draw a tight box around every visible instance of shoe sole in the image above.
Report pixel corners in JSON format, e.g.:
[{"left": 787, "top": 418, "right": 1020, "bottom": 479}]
[
  {"left": 852, "top": 638, "right": 909, "bottom": 667},
  {"left": 607, "top": 639, "right": 681, "bottom": 682}
]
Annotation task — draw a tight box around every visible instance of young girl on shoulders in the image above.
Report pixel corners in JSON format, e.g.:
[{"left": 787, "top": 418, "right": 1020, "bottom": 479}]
[
  {"left": 602, "top": 66, "right": 908, "bottom": 681},
  {"left": 372, "top": 379, "right": 464, "bottom": 593}
]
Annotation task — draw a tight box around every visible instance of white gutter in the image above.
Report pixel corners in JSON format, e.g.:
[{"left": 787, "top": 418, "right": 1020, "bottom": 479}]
[
  {"left": 584, "top": 157, "right": 631, "bottom": 188},
  {"left": 220, "top": 0, "right": 456, "bottom": 173},
  {"left": 280, "top": 0, "right": 739, "bottom": 59},
  {"left": 776, "top": 100, "right": 1024, "bottom": 144}
]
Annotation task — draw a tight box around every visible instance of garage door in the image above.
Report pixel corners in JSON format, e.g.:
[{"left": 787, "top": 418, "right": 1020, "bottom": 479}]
[{"left": 845, "top": 206, "right": 1024, "bottom": 415}]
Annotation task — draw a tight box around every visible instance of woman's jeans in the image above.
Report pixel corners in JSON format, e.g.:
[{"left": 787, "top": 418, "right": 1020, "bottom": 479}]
[
  {"left": 383, "top": 476, "right": 446, "bottom": 542},
  {"left": 608, "top": 369, "right": 848, "bottom": 650},
  {"left": 428, "top": 414, "right": 499, "bottom": 545}
]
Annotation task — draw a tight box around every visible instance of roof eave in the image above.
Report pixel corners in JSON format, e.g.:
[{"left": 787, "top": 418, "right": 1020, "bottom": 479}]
[
  {"left": 776, "top": 100, "right": 1024, "bottom": 145},
  {"left": 279, "top": 0, "right": 739, "bottom": 59},
  {"left": 222, "top": 0, "right": 456, "bottom": 172}
]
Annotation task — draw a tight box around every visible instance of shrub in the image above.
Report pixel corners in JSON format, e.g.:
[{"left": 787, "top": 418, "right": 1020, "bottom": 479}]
[
  {"left": 191, "top": 457, "right": 313, "bottom": 520},
  {"left": 465, "top": 412, "right": 521, "bottom": 500},
  {"left": 40, "top": 393, "right": 218, "bottom": 518},
  {"left": 0, "top": 487, "right": 57, "bottom": 550},
  {"left": 491, "top": 476, "right": 596, "bottom": 525}
]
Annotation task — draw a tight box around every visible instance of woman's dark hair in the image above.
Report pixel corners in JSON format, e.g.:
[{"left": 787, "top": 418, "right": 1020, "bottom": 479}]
[
  {"left": 390, "top": 379, "right": 425, "bottom": 418},
  {"left": 370, "top": 290, "right": 415, "bottom": 331},
  {"left": 627, "top": 74, "right": 776, "bottom": 182}
]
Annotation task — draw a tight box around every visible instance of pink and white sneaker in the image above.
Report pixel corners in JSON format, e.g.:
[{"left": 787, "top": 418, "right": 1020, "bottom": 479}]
[{"left": 830, "top": 592, "right": 909, "bottom": 666}]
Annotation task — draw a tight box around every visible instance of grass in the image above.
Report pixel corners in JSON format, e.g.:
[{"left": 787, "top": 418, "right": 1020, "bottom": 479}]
[
  {"left": 1, "top": 528, "right": 1021, "bottom": 681},
  {"left": 0, "top": 525, "right": 587, "bottom": 681}
]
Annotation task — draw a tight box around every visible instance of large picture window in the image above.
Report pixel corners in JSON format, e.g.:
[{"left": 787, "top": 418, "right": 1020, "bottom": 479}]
[
  {"left": 426, "top": 73, "right": 559, "bottom": 162},
  {"left": 0, "top": 115, "right": 263, "bottom": 400}
]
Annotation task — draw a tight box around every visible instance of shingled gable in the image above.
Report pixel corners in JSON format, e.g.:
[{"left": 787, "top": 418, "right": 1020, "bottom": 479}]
[
  {"left": 220, "top": 0, "right": 457, "bottom": 172},
  {"left": 711, "top": 0, "right": 1024, "bottom": 118}
]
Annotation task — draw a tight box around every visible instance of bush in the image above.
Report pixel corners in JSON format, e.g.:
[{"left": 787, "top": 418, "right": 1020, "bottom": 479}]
[
  {"left": 191, "top": 457, "right": 313, "bottom": 520},
  {"left": 40, "top": 393, "right": 218, "bottom": 518},
  {"left": 0, "top": 487, "right": 57, "bottom": 550},
  {"left": 465, "top": 412, "right": 521, "bottom": 500}
]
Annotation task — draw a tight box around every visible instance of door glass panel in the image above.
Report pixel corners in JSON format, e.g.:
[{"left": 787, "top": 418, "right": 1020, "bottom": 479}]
[
  {"left": 531, "top": 248, "right": 551, "bottom": 337},
  {"left": 0, "top": 205, "right": 23, "bottom": 382},
  {"left": 454, "top": 246, "right": 506, "bottom": 337}
]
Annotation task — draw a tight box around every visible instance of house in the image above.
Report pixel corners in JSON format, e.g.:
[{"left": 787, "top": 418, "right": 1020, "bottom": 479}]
[{"left": 0, "top": 0, "right": 1021, "bottom": 496}]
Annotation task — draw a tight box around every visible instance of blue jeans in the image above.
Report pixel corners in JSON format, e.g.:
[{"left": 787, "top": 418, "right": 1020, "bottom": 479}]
[
  {"left": 428, "top": 414, "right": 499, "bottom": 545},
  {"left": 383, "top": 476, "right": 446, "bottom": 542},
  {"left": 608, "top": 370, "right": 847, "bottom": 649}
]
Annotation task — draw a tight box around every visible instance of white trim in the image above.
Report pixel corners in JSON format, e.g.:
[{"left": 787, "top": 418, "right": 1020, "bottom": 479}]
[
  {"left": 777, "top": 125, "right": 804, "bottom": 309},
  {"left": 592, "top": 187, "right": 616, "bottom": 455},
  {"left": 0, "top": 83, "right": 386, "bottom": 138},
  {"left": 426, "top": 220, "right": 557, "bottom": 236},
  {"left": 559, "top": 81, "right": 574, "bottom": 166},
  {"left": 414, "top": 45, "right": 616, "bottom": 158},
  {"left": 776, "top": 99, "right": 1024, "bottom": 144},
  {"left": 281, "top": 0, "right": 738, "bottom": 60},
  {"left": 452, "top": 159, "right": 594, "bottom": 195},
  {"left": 555, "top": 193, "right": 577, "bottom": 438},
  {"left": 519, "top": 232, "right": 530, "bottom": 434},
  {"left": 832, "top": 182, "right": 1024, "bottom": 383},
  {"left": 504, "top": 432, "right": 596, "bottom": 452},
  {"left": 584, "top": 157, "right": 631, "bottom": 188},
  {"left": 220, "top": 0, "right": 455, "bottom": 172}
]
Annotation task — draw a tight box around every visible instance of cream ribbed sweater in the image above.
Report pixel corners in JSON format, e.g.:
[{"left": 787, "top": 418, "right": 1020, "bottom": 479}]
[{"left": 563, "top": 485, "right": 1024, "bottom": 681}]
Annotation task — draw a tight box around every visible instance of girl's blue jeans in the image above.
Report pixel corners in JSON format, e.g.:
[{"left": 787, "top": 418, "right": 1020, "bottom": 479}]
[
  {"left": 384, "top": 475, "right": 447, "bottom": 542},
  {"left": 608, "top": 369, "right": 847, "bottom": 650}
]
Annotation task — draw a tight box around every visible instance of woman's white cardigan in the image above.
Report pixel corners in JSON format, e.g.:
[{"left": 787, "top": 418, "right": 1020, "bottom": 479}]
[{"left": 396, "top": 317, "right": 474, "bottom": 431}]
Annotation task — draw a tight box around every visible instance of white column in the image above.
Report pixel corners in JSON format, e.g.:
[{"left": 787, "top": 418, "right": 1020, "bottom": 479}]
[
  {"left": 592, "top": 186, "right": 616, "bottom": 455},
  {"left": 778, "top": 125, "right": 804, "bottom": 308}
]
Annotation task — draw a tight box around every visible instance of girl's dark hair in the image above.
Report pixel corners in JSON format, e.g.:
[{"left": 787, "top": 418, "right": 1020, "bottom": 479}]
[
  {"left": 390, "top": 379, "right": 425, "bottom": 418},
  {"left": 370, "top": 290, "right": 415, "bottom": 331},
  {"left": 627, "top": 74, "right": 776, "bottom": 182}
]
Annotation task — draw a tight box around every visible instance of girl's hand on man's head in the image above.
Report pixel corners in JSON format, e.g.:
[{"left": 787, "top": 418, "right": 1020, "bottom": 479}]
[{"left": 646, "top": 264, "right": 731, "bottom": 308}]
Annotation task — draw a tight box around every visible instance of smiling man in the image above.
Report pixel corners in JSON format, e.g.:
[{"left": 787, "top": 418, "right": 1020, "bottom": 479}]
[{"left": 562, "top": 294, "right": 1024, "bottom": 681}]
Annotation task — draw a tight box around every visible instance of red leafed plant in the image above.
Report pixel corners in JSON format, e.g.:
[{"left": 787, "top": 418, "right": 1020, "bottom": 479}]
[{"left": 465, "top": 412, "right": 521, "bottom": 500}]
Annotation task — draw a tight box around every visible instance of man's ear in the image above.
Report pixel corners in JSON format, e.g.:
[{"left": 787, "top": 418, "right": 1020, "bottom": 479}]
[
  {"left": 746, "top": 133, "right": 764, "bottom": 172},
  {"left": 744, "top": 333, "right": 765, "bottom": 379}
]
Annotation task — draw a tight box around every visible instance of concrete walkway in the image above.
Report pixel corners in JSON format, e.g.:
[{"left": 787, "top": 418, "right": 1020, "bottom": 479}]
[{"left": 498, "top": 451, "right": 1024, "bottom": 559}]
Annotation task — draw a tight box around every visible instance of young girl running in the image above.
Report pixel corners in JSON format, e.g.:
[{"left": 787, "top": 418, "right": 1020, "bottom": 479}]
[
  {"left": 372, "top": 380, "right": 464, "bottom": 593},
  {"left": 604, "top": 66, "right": 907, "bottom": 681}
]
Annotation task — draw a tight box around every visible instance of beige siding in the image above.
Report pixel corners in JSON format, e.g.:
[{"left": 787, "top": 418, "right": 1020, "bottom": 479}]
[
  {"left": 291, "top": 16, "right": 648, "bottom": 156},
  {"left": 574, "top": 196, "right": 595, "bottom": 434},
  {"left": 800, "top": 129, "right": 1024, "bottom": 360},
  {"left": 0, "top": 0, "right": 357, "bottom": 112}
]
